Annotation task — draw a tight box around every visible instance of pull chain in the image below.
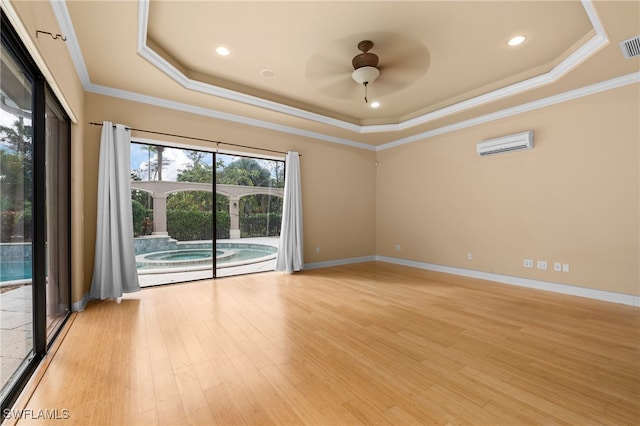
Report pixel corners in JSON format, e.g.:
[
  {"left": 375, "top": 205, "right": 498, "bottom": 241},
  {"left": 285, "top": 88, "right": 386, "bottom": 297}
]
[{"left": 364, "top": 82, "right": 369, "bottom": 103}]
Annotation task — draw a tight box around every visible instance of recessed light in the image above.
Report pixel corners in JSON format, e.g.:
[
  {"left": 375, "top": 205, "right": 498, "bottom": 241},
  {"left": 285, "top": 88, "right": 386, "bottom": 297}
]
[
  {"left": 508, "top": 35, "right": 526, "bottom": 47},
  {"left": 370, "top": 101, "right": 381, "bottom": 108},
  {"left": 260, "top": 69, "right": 275, "bottom": 77},
  {"left": 216, "top": 46, "right": 230, "bottom": 56}
]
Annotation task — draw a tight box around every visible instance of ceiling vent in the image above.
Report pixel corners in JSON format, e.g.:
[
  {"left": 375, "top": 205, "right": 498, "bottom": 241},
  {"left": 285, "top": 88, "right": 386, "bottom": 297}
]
[
  {"left": 477, "top": 131, "right": 534, "bottom": 156},
  {"left": 620, "top": 35, "right": 640, "bottom": 59}
]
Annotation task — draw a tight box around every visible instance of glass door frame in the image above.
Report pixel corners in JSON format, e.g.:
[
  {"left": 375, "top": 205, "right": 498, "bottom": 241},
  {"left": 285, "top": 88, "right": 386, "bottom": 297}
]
[
  {"left": 130, "top": 140, "right": 215, "bottom": 285},
  {"left": 214, "top": 151, "right": 285, "bottom": 279},
  {"left": 130, "top": 140, "right": 285, "bottom": 284},
  {"left": 1, "top": 10, "right": 71, "bottom": 417}
]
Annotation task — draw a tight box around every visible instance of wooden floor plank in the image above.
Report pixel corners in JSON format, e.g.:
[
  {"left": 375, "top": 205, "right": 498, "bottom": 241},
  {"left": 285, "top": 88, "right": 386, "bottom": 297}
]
[{"left": 13, "top": 261, "right": 640, "bottom": 425}]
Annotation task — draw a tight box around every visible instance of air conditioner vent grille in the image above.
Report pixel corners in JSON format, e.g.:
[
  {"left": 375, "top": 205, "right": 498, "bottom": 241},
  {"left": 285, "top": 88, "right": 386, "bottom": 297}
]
[
  {"left": 620, "top": 35, "right": 640, "bottom": 59},
  {"left": 478, "top": 144, "right": 529, "bottom": 156},
  {"left": 476, "top": 130, "right": 533, "bottom": 157}
]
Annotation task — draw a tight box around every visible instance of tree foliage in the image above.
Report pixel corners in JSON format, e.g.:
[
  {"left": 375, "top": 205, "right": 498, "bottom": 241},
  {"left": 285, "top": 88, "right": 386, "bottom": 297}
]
[
  {"left": 138, "top": 145, "right": 170, "bottom": 181},
  {"left": 0, "top": 118, "right": 33, "bottom": 241},
  {"left": 217, "top": 157, "right": 271, "bottom": 186},
  {"left": 131, "top": 200, "right": 150, "bottom": 237},
  {"left": 217, "top": 158, "right": 284, "bottom": 220},
  {"left": 167, "top": 152, "right": 214, "bottom": 212},
  {"left": 0, "top": 117, "right": 32, "bottom": 159},
  {"left": 131, "top": 148, "right": 284, "bottom": 240}
]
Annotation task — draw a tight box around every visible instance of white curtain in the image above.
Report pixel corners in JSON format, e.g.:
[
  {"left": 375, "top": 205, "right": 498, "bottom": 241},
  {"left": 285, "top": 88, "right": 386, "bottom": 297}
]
[
  {"left": 275, "top": 151, "right": 304, "bottom": 273},
  {"left": 89, "top": 122, "right": 140, "bottom": 300}
]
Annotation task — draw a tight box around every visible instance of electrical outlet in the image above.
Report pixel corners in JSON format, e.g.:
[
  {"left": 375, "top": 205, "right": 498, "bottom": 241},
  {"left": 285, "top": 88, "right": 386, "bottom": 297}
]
[
  {"left": 523, "top": 259, "right": 533, "bottom": 268},
  {"left": 537, "top": 260, "right": 548, "bottom": 270},
  {"left": 554, "top": 262, "right": 562, "bottom": 272},
  {"left": 562, "top": 263, "right": 570, "bottom": 272},
  {"left": 395, "top": 244, "right": 401, "bottom": 252},
  {"left": 315, "top": 247, "right": 320, "bottom": 254},
  {"left": 467, "top": 253, "right": 473, "bottom": 261}
]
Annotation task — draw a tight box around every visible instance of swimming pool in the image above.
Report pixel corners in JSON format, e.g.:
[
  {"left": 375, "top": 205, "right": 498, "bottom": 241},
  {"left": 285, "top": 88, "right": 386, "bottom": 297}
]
[
  {"left": 144, "top": 249, "right": 214, "bottom": 263},
  {"left": 0, "top": 260, "right": 32, "bottom": 283},
  {"left": 136, "top": 242, "right": 278, "bottom": 273}
]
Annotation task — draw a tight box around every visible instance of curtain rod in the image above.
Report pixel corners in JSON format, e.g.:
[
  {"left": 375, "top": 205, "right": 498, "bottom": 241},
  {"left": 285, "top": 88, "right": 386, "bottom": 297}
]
[{"left": 88, "top": 122, "right": 298, "bottom": 156}]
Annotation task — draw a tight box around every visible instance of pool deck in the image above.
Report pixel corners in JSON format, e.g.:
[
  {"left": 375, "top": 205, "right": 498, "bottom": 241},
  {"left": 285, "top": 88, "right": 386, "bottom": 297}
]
[{"left": 0, "top": 284, "right": 32, "bottom": 394}]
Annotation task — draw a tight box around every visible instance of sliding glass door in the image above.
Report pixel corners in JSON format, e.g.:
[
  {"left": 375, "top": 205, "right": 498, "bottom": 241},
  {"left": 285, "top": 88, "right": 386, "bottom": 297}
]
[
  {"left": 1, "top": 11, "right": 71, "bottom": 417},
  {"left": 44, "top": 89, "right": 70, "bottom": 340},
  {"left": 215, "top": 154, "right": 283, "bottom": 278},
  {"left": 0, "top": 37, "right": 35, "bottom": 407},
  {"left": 131, "top": 144, "right": 284, "bottom": 285},
  {"left": 131, "top": 143, "right": 215, "bottom": 286}
]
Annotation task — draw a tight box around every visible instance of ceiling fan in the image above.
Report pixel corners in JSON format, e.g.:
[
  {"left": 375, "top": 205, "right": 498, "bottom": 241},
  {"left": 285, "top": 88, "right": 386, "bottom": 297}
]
[
  {"left": 305, "top": 33, "right": 430, "bottom": 103},
  {"left": 351, "top": 40, "right": 380, "bottom": 103}
]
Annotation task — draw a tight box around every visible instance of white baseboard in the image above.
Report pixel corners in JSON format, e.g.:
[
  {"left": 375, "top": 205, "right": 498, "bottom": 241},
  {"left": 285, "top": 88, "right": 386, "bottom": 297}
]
[
  {"left": 71, "top": 292, "right": 89, "bottom": 312},
  {"left": 73, "top": 257, "right": 637, "bottom": 308},
  {"left": 375, "top": 256, "right": 639, "bottom": 307},
  {"left": 304, "top": 255, "right": 376, "bottom": 270},
  {"left": 304, "top": 255, "right": 639, "bottom": 307}
]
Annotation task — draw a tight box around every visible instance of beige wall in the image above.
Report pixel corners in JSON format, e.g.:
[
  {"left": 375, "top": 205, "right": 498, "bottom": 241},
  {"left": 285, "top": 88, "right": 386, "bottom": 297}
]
[
  {"left": 83, "top": 93, "right": 377, "bottom": 296},
  {"left": 6, "top": 1, "right": 639, "bottom": 304},
  {"left": 376, "top": 84, "right": 639, "bottom": 296}
]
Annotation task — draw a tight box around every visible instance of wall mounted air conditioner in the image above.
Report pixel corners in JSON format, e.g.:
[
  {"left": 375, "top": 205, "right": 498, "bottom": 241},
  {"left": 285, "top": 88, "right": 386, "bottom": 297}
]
[{"left": 476, "top": 130, "right": 534, "bottom": 156}]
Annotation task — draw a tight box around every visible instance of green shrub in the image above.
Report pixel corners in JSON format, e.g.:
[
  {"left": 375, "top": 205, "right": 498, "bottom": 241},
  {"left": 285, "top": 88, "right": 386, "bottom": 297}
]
[
  {"left": 139, "top": 209, "right": 280, "bottom": 241},
  {"left": 167, "top": 210, "right": 211, "bottom": 241},
  {"left": 0, "top": 207, "right": 32, "bottom": 242},
  {"left": 240, "top": 213, "right": 282, "bottom": 237},
  {"left": 216, "top": 210, "right": 230, "bottom": 239},
  {"left": 131, "top": 199, "right": 147, "bottom": 237}
]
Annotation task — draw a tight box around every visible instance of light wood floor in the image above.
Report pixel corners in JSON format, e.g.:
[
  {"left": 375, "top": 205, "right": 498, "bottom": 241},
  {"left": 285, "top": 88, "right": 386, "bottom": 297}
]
[{"left": 13, "top": 262, "right": 640, "bottom": 425}]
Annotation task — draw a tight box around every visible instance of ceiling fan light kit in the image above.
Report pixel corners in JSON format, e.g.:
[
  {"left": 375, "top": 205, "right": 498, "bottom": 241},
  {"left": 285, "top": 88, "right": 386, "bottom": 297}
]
[{"left": 351, "top": 66, "right": 380, "bottom": 85}]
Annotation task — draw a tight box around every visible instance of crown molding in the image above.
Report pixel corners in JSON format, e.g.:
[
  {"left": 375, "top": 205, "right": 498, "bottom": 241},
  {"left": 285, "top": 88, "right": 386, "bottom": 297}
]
[
  {"left": 84, "top": 82, "right": 376, "bottom": 151},
  {"left": 136, "top": 0, "right": 361, "bottom": 134},
  {"left": 376, "top": 72, "right": 640, "bottom": 151},
  {"left": 83, "top": 71, "right": 640, "bottom": 153},
  {"left": 135, "top": 0, "right": 609, "bottom": 134},
  {"left": 49, "top": 0, "right": 90, "bottom": 89},
  {"left": 47, "top": 0, "right": 635, "bottom": 151}
]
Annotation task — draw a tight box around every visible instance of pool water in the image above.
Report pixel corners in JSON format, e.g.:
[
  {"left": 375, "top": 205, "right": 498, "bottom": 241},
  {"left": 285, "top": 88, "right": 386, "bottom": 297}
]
[
  {"left": 145, "top": 250, "right": 213, "bottom": 262},
  {"left": 0, "top": 260, "right": 32, "bottom": 282},
  {"left": 222, "top": 248, "right": 276, "bottom": 262},
  {"left": 1, "top": 243, "right": 279, "bottom": 281},
  {"left": 136, "top": 243, "right": 278, "bottom": 271}
]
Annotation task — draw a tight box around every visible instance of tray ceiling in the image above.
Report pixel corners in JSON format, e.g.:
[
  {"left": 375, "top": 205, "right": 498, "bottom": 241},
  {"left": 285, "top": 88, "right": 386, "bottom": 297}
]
[{"left": 54, "top": 1, "right": 639, "bottom": 148}]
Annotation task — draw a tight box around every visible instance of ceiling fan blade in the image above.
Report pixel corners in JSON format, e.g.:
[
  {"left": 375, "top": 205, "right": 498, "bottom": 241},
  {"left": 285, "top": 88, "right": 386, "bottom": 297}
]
[
  {"left": 375, "top": 41, "right": 431, "bottom": 94},
  {"left": 318, "top": 77, "right": 362, "bottom": 99},
  {"left": 306, "top": 32, "right": 430, "bottom": 101},
  {"left": 306, "top": 48, "right": 360, "bottom": 99}
]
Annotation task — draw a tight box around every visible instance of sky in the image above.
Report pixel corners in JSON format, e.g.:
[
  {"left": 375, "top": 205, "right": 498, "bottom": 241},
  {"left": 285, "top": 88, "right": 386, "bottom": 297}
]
[
  {"left": 131, "top": 143, "right": 232, "bottom": 181},
  {"left": 130, "top": 143, "right": 196, "bottom": 181},
  {"left": 130, "top": 142, "right": 282, "bottom": 182}
]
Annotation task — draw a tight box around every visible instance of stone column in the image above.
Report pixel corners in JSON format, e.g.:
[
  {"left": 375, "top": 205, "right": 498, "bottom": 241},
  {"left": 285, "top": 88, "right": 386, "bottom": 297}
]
[
  {"left": 229, "top": 196, "right": 241, "bottom": 239},
  {"left": 152, "top": 193, "right": 168, "bottom": 236}
]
